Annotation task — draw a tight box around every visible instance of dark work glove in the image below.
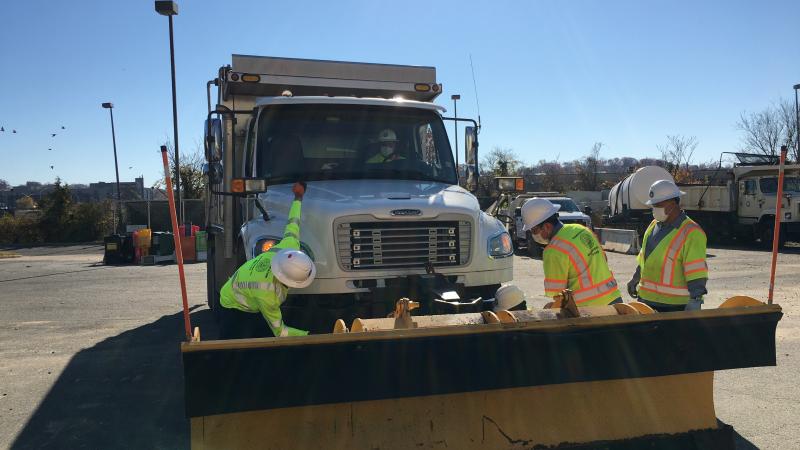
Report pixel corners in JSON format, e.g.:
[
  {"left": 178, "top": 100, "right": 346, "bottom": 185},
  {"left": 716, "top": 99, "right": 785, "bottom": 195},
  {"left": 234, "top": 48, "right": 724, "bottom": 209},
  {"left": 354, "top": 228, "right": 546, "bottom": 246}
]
[
  {"left": 626, "top": 278, "right": 638, "bottom": 299},
  {"left": 685, "top": 298, "right": 703, "bottom": 311}
]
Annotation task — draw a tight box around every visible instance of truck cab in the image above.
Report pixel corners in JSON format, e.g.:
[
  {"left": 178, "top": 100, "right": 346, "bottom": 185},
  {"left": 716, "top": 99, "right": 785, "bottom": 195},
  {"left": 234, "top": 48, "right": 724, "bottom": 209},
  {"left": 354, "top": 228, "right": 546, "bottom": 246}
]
[
  {"left": 734, "top": 165, "right": 800, "bottom": 244},
  {"left": 204, "top": 55, "right": 513, "bottom": 333}
]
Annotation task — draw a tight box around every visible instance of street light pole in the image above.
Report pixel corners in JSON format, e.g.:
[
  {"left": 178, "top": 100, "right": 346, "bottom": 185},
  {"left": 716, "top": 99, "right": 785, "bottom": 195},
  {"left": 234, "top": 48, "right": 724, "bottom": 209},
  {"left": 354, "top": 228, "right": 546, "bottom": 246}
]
[
  {"left": 794, "top": 84, "right": 799, "bottom": 161},
  {"left": 451, "top": 94, "right": 461, "bottom": 184},
  {"left": 156, "top": 1, "right": 182, "bottom": 225},
  {"left": 102, "top": 102, "right": 122, "bottom": 234}
]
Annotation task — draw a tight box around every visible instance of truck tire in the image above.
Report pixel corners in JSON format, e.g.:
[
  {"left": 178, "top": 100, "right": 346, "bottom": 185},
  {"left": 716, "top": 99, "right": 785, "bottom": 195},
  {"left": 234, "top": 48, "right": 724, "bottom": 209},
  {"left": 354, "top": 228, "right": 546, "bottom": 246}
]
[
  {"left": 760, "top": 221, "right": 786, "bottom": 250},
  {"left": 526, "top": 231, "right": 544, "bottom": 258}
]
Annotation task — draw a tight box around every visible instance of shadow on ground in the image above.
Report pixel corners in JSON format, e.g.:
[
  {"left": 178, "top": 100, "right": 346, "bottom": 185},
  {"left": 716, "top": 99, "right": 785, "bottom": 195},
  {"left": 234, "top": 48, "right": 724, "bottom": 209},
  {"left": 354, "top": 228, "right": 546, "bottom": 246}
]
[{"left": 11, "top": 308, "right": 218, "bottom": 450}]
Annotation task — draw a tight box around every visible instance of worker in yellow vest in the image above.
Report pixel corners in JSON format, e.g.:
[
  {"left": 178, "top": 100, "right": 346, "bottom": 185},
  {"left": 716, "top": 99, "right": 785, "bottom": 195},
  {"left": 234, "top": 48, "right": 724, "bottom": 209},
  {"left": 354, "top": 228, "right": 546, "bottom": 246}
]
[
  {"left": 219, "top": 182, "right": 316, "bottom": 337},
  {"left": 627, "top": 180, "right": 708, "bottom": 312},
  {"left": 521, "top": 198, "right": 622, "bottom": 306}
]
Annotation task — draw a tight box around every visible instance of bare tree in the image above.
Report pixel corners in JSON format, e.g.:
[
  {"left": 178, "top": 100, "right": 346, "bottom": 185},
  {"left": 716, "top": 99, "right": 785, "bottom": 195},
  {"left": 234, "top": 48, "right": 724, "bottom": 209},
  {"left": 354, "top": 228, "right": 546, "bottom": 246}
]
[
  {"left": 737, "top": 106, "right": 784, "bottom": 157},
  {"left": 533, "top": 160, "right": 565, "bottom": 192},
  {"left": 575, "top": 142, "right": 603, "bottom": 190},
  {"left": 479, "top": 147, "right": 523, "bottom": 177},
  {"left": 154, "top": 139, "right": 206, "bottom": 199},
  {"left": 0, "top": 179, "right": 9, "bottom": 191},
  {"left": 777, "top": 99, "right": 798, "bottom": 161},
  {"left": 658, "top": 135, "right": 698, "bottom": 183}
]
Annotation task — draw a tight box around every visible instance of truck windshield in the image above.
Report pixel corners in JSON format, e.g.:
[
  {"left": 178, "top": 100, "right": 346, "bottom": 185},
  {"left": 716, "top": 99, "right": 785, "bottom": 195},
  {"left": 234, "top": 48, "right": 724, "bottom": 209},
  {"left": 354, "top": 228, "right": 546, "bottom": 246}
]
[
  {"left": 549, "top": 199, "right": 579, "bottom": 212},
  {"left": 759, "top": 177, "right": 800, "bottom": 194},
  {"left": 255, "top": 104, "right": 457, "bottom": 185}
]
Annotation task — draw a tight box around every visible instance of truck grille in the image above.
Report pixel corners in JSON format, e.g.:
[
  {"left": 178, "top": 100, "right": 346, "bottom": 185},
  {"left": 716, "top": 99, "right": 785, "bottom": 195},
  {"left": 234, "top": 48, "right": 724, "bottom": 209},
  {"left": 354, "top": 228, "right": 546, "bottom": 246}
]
[{"left": 336, "top": 220, "right": 471, "bottom": 270}]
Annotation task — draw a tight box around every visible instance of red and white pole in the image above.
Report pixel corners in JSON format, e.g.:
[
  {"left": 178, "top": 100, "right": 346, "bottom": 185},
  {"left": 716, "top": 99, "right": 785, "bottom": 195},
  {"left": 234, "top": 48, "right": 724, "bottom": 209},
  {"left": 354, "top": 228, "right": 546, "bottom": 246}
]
[{"left": 161, "top": 145, "right": 192, "bottom": 340}]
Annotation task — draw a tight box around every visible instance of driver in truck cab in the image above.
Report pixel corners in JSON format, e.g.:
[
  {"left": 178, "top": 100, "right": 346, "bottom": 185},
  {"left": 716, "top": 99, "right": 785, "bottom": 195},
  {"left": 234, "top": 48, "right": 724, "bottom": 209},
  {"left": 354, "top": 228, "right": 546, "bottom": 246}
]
[
  {"left": 219, "top": 182, "right": 316, "bottom": 337},
  {"left": 366, "top": 128, "right": 406, "bottom": 163}
]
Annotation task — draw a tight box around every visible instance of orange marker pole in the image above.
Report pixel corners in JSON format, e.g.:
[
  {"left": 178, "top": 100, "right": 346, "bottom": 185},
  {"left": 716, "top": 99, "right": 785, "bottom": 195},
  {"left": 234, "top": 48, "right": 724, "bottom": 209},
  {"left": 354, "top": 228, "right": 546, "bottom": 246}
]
[
  {"left": 768, "top": 146, "right": 788, "bottom": 304},
  {"left": 161, "top": 145, "right": 192, "bottom": 340}
]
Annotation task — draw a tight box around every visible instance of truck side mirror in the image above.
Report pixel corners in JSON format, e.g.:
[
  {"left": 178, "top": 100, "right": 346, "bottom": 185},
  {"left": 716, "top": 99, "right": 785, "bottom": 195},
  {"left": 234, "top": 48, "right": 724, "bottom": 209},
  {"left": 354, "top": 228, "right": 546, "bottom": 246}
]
[
  {"left": 464, "top": 126, "right": 479, "bottom": 192},
  {"left": 204, "top": 118, "right": 223, "bottom": 162},
  {"left": 583, "top": 206, "right": 593, "bottom": 215},
  {"left": 514, "top": 208, "right": 522, "bottom": 217}
]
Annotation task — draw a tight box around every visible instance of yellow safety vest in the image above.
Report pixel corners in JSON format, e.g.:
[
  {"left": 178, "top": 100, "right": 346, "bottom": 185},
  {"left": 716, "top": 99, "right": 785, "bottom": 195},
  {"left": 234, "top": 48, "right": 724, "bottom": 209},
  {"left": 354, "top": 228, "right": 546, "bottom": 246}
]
[
  {"left": 636, "top": 218, "right": 708, "bottom": 306},
  {"left": 220, "top": 200, "right": 308, "bottom": 336},
  {"left": 542, "top": 224, "right": 621, "bottom": 306}
]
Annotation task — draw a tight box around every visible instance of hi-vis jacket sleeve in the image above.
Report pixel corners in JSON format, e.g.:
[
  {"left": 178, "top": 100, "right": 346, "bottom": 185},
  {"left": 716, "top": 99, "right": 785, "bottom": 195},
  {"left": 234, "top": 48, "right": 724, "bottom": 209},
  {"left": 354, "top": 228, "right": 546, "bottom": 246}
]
[
  {"left": 275, "top": 200, "right": 302, "bottom": 250},
  {"left": 682, "top": 228, "right": 708, "bottom": 282},
  {"left": 542, "top": 248, "right": 570, "bottom": 298}
]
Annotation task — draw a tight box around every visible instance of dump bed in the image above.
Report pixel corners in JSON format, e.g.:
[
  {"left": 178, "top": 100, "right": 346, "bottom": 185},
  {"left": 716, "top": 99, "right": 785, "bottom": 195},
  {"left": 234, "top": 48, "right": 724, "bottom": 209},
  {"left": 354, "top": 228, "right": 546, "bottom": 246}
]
[
  {"left": 682, "top": 183, "right": 735, "bottom": 212},
  {"left": 221, "top": 54, "right": 441, "bottom": 101}
]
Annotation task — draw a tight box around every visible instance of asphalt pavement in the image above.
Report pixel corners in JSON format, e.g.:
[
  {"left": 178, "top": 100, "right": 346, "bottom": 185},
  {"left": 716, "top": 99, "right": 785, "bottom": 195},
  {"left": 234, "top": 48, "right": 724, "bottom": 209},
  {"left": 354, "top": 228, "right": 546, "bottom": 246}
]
[{"left": 1, "top": 244, "right": 797, "bottom": 449}]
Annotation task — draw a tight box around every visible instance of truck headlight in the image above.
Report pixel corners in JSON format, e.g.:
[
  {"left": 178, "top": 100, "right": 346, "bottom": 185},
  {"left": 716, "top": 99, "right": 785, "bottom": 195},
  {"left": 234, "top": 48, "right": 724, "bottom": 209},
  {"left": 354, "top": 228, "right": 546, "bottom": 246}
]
[
  {"left": 488, "top": 232, "right": 513, "bottom": 258},
  {"left": 254, "top": 236, "right": 315, "bottom": 260}
]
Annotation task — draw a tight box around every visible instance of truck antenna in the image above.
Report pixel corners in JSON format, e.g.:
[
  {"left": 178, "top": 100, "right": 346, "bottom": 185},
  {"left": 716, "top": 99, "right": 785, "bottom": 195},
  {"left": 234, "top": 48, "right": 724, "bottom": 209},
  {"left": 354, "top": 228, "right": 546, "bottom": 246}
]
[{"left": 469, "top": 54, "right": 481, "bottom": 132}]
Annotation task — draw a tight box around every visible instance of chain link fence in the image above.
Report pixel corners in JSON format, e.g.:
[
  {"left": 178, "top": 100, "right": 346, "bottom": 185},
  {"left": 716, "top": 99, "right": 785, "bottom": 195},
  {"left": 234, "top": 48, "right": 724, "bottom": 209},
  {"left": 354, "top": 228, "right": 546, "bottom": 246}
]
[{"left": 121, "top": 199, "right": 205, "bottom": 231}]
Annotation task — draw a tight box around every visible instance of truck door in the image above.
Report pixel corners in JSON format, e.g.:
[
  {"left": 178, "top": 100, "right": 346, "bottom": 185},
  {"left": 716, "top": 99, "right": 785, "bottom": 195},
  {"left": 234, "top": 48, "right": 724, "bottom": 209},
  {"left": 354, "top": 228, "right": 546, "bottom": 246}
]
[{"left": 738, "top": 179, "right": 759, "bottom": 223}]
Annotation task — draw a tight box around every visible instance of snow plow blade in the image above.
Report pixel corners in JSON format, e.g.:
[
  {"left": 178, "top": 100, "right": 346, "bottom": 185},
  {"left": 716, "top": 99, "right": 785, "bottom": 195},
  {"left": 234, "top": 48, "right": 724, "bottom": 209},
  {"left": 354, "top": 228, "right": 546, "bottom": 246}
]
[{"left": 182, "top": 298, "right": 781, "bottom": 449}]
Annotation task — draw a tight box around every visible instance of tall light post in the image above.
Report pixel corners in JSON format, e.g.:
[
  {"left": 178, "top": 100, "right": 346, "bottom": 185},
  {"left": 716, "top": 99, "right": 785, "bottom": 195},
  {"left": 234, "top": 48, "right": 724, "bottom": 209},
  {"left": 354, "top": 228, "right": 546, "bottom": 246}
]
[
  {"left": 794, "top": 83, "right": 799, "bottom": 160},
  {"left": 451, "top": 94, "right": 461, "bottom": 184},
  {"left": 155, "top": 1, "right": 182, "bottom": 224},
  {"left": 101, "top": 102, "right": 122, "bottom": 234}
]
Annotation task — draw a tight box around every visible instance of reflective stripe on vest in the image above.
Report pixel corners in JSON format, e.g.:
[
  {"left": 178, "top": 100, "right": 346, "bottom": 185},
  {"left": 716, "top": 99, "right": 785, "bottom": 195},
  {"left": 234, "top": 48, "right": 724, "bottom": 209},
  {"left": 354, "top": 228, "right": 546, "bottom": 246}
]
[
  {"left": 288, "top": 217, "right": 301, "bottom": 226},
  {"left": 573, "top": 277, "right": 619, "bottom": 304},
  {"left": 639, "top": 279, "right": 690, "bottom": 297},
  {"left": 548, "top": 238, "right": 592, "bottom": 289},
  {"left": 662, "top": 222, "right": 701, "bottom": 285},
  {"left": 544, "top": 278, "right": 568, "bottom": 293},
  {"left": 684, "top": 258, "right": 707, "bottom": 275}
]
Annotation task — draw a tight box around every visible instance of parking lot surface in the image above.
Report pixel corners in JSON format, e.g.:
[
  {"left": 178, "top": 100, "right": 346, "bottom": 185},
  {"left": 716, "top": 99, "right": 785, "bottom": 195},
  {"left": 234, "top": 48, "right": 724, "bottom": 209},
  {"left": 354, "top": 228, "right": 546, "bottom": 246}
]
[{"left": 1, "top": 244, "right": 798, "bottom": 449}]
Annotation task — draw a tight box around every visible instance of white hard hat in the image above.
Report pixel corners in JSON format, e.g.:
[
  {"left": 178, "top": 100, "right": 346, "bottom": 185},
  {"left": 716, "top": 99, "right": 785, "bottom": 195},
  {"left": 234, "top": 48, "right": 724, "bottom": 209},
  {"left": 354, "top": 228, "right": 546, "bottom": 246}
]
[
  {"left": 521, "top": 198, "right": 561, "bottom": 231},
  {"left": 271, "top": 249, "right": 316, "bottom": 289},
  {"left": 378, "top": 129, "right": 398, "bottom": 142},
  {"left": 494, "top": 285, "right": 526, "bottom": 311},
  {"left": 645, "top": 179, "right": 685, "bottom": 206}
]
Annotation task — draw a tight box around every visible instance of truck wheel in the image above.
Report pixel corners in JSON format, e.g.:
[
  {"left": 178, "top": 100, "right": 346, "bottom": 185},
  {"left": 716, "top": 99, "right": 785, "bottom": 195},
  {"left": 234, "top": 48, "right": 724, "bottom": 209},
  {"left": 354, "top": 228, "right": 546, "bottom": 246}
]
[
  {"left": 526, "top": 231, "right": 543, "bottom": 258},
  {"left": 760, "top": 221, "right": 786, "bottom": 250}
]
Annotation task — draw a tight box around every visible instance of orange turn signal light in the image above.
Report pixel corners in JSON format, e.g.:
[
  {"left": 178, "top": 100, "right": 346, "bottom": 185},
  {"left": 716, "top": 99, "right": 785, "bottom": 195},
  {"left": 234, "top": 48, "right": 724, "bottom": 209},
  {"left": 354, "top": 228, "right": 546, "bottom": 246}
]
[
  {"left": 414, "top": 83, "right": 432, "bottom": 92},
  {"left": 261, "top": 240, "right": 276, "bottom": 253},
  {"left": 241, "top": 74, "right": 261, "bottom": 82},
  {"left": 231, "top": 179, "right": 245, "bottom": 193},
  {"left": 515, "top": 178, "right": 525, "bottom": 191}
]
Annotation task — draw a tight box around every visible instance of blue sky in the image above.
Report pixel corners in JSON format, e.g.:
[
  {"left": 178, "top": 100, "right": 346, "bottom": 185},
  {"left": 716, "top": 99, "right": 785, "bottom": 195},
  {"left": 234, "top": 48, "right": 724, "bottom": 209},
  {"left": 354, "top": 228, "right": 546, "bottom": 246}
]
[{"left": 1, "top": 0, "right": 798, "bottom": 186}]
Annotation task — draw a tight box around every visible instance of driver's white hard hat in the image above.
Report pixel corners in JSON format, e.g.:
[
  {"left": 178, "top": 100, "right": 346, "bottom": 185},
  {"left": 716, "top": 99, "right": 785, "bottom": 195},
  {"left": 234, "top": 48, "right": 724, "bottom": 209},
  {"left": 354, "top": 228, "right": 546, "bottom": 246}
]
[
  {"left": 494, "top": 284, "right": 526, "bottom": 311},
  {"left": 271, "top": 249, "right": 316, "bottom": 289},
  {"left": 521, "top": 198, "right": 561, "bottom": 231},
  {"left": 378, "top": 129, "right": 399, "bottom": 142},
  {"left": 645, "top": 180, "right": 685, "bottom": 206}
]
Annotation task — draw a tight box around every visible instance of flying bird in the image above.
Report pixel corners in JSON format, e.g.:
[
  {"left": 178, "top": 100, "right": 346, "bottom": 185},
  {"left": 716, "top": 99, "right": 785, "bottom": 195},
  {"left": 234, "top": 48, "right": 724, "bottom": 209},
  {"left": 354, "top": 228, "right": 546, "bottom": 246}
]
[
  {"left": 128, "top": 166, "right": 133, "bottom": 169},
  {"left": 48, "top": 148, "right": 52, "bottom": 151},
  {"left": 51, "top": 133, "right": 57, "bottom": 137},
  {"left": 13, "top": 130, "right": 17, "bottom": 133},
  {"left": 0, "top": 127, "right": 4, "bottom": 132},
  {"left": 61, "top": 126, "right": 66, "bottom": 130},
  {"left": 50, "top": 165, "right": 54, "bottom": 169}
]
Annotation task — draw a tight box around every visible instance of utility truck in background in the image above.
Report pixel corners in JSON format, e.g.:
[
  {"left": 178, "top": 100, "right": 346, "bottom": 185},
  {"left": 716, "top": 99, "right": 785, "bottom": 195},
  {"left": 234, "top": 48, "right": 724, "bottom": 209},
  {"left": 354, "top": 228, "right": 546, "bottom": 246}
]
[
  {"left": 203, "top": 55, "right": 513, "bottom": 334},
  {"left": 604, "top": 153, "right": 800, "bottom": 247}
]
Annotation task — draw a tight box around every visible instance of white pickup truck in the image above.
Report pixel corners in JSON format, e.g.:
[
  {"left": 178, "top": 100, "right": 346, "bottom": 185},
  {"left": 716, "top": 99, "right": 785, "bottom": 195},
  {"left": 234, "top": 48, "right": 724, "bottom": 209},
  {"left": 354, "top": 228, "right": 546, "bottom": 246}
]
[{"left": 204, "top": 55, "right": 513, "bottom": 333}]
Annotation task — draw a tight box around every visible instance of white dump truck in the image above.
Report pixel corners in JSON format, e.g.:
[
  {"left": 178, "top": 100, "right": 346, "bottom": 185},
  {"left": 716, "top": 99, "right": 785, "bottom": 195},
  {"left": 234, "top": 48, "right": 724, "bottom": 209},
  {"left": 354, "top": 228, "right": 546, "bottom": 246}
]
[
  {"left": 203, "top": 55, "right": 513, "bottom": 334},
  {"left": 604, "top": 154, "right": 800, "bottom": 247}
]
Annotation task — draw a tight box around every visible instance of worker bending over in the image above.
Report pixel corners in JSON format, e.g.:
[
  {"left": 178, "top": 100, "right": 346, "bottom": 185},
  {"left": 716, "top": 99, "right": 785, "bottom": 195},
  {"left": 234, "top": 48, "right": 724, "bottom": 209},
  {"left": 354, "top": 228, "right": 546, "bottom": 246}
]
[
  {"left": 627, "top": 180, "right": 708, "bottom": 312},
  {"left": 521, "top": 198, "right": 622, "bottom": 306},
  {"left": 219, "top": 182, "right": 315, "bottom": 337}
]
